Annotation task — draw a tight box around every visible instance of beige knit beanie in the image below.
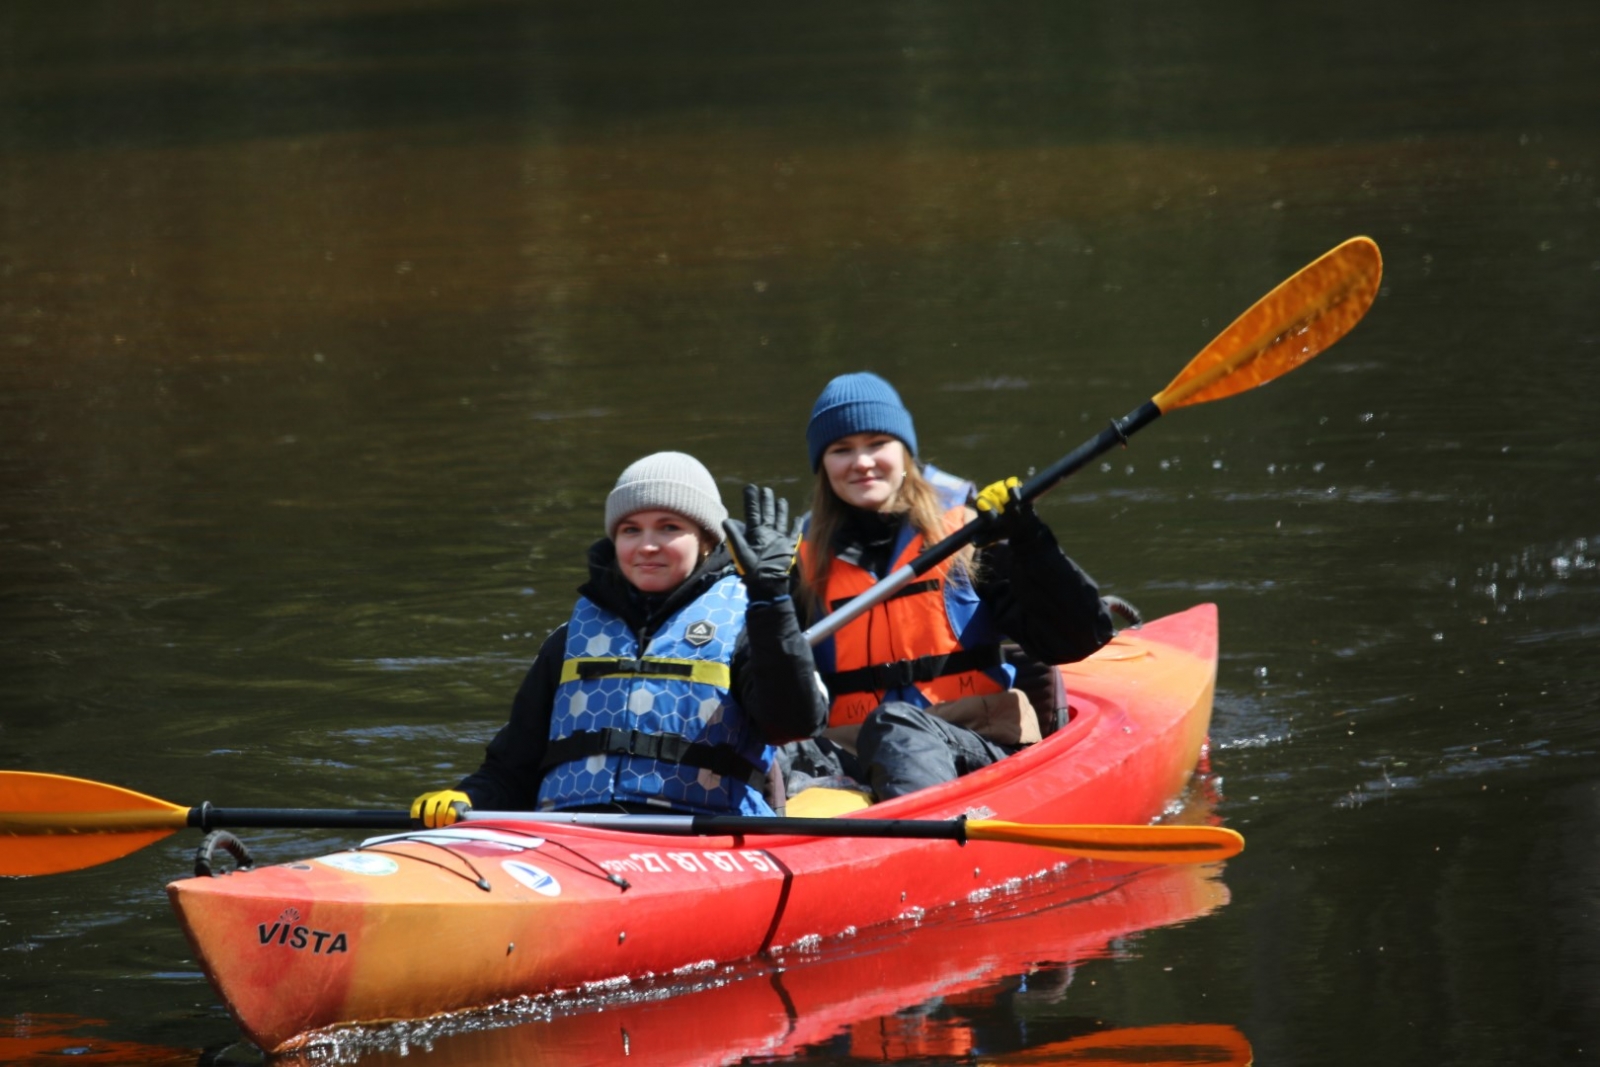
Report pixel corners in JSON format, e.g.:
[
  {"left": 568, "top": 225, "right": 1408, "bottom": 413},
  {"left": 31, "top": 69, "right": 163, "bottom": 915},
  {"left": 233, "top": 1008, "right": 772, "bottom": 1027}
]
[{"left": 604, "top": 452, "right": 728, "bottom": 541}]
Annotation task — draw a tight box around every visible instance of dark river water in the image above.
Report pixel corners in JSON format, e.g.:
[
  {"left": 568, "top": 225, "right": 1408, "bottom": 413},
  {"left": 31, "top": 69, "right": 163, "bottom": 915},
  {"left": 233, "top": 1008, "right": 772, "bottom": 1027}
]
[{"left": 4, "top": 2, "right": 1599, "bottom": 1064}]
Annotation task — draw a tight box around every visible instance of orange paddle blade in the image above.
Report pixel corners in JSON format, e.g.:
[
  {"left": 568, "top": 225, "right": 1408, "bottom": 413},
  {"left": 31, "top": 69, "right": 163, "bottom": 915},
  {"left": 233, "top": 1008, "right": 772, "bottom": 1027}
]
[
  {"left": 1154, "top": 235, "right": 1382, "bottom": 412},
  {"left": 965, "top": 821, "right": 1244, "bottom": 864},
  {"left": 979, "top": 1024, "right": 1254, "bottom": 1066},
  {"left": 0, "top": 772, "right": 189, "bottom": 876}
]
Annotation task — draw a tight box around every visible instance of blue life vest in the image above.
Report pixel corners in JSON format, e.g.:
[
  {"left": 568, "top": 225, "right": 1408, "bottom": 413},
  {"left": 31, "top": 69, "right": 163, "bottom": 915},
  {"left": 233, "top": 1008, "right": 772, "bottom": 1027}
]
[
  {"left": 922, "top": 463, "right": 976, "bottom": 512},
  {"left": 537, "top": 574, "right": 775, "bottom": 815}
]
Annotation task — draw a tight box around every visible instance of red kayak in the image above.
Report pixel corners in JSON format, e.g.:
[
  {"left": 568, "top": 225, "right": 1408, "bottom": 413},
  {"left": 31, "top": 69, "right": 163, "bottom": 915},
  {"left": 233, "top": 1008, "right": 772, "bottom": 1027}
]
[
  {"left": 314, "top": 859, "right": 1236, "bottom": 1065},
  {"left": 168, "top": 603, "right": 1221, "bottom": 1052}
]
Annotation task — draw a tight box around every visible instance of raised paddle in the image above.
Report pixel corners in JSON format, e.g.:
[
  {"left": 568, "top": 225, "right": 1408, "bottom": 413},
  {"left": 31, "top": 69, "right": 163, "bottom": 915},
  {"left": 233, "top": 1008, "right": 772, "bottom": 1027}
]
[
  {"left": 0, "top": 771, "right": 1242, "bottom": 876},
  {"left": 804, "top": 235, "right": 1383, "bottom": 644}
]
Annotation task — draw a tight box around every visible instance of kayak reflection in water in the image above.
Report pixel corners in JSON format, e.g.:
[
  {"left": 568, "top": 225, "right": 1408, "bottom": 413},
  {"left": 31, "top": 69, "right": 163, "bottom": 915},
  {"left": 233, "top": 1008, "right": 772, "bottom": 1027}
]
[
  {"left": 784, "top": 372, "right": 1113, "bottom": 801},
  {"left": 412, "top": 452, "right": 827, "bottom": 827}
]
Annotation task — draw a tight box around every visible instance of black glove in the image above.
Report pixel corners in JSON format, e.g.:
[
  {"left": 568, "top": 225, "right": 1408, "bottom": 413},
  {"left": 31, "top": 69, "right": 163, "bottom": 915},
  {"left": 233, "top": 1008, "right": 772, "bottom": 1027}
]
[
  {"left": 973, "top": 476, "right": 1045, "bottom": 546},
  {"left": 723, "top": 484, "right": 799, "bottom": 602}
]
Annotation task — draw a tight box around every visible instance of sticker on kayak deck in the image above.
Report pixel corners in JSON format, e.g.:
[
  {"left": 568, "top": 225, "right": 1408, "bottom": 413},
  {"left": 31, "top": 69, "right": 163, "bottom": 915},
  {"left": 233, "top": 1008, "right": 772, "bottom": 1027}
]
[
  {"left": 502, "top": 860, "right": 561, "bottom": 896},
  {"left": 595, "top": 849, "right": 780, "bottom": 877},
  {"left": 317, "top": 852, "right": 400, "bottom": 876}
]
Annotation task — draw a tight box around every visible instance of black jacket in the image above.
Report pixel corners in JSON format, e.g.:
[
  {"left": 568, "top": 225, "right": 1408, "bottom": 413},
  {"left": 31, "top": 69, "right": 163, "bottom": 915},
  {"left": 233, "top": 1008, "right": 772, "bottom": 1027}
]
[{"left": 458, "top": 536, "right": 827, "bottom": 810}]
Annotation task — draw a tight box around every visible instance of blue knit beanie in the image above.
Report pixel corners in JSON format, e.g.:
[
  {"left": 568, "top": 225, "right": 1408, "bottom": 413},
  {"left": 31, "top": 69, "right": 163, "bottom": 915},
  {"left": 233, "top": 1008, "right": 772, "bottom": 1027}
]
[{"left": 805, "top": 372, "right": 918, "bottom": 471}]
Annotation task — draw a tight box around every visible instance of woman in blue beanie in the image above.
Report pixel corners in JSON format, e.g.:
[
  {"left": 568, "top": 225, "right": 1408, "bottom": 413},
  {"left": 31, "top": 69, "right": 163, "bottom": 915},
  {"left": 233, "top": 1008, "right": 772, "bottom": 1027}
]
[
  {"left": 412, "top": 452, "right": 827, "bottom": 825},
  {"left": 789, "top": 372, "right": 1113, "bottom": 801}
]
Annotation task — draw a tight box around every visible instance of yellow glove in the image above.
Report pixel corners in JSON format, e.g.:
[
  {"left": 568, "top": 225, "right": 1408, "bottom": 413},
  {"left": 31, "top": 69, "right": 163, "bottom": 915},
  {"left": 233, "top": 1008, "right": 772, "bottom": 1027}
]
[
  {"left": 975, "top": 476, "right": 1022, "bottom": 516},
  {"left": 410, "top": 789, "right": 472, "bottom": 828},
  {"left": 974, "top": 476, "right": 1044, "bottom": 546}
]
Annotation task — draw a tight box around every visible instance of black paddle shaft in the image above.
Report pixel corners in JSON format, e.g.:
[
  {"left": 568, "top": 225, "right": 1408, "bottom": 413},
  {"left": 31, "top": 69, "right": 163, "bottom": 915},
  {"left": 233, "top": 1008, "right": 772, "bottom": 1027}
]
[
  {"left": 187, "top": 805, "right": 414, "bottom": 831},
  {"left": 180, "top": 805, "right": 972, "bottom": 842},
  {"left": 946, "top": 397, "right": 1164, "bottom": 575},
  {"left": 1016, "top": 399, "right": 1164, "bottom": 514},
  {"left": 689, "top": 814, "right": 968, "bottom": 842}
]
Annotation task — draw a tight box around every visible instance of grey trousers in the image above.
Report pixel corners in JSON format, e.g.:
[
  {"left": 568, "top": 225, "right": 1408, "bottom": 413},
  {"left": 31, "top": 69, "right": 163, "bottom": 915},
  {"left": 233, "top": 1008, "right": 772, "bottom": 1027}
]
[
  {"left": 778, "top": 702, "right": 1016, "bottom": 801},
  {"left": 858, "top": 703, "right": 1017, "bottom": 799}
]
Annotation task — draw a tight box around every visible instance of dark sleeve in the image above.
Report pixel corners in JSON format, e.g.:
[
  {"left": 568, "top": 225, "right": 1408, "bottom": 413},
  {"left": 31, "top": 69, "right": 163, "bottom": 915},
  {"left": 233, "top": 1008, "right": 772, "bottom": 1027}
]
[
  {"left": 975, "top": 521, "right": 1113, "bottom": 665},
  {"left": 456, "top": 625, "right": 567, "bottom": 811},
  {"left": 732, "top": 598, "right": 829, "bottom": 745}
]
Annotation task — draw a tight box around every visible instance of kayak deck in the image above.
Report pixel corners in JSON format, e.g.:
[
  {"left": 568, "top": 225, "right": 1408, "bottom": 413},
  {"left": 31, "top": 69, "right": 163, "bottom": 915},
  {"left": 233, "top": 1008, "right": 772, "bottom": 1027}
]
[{"left": 168, "top": 603, "right": 1220, "bottom": 1052}]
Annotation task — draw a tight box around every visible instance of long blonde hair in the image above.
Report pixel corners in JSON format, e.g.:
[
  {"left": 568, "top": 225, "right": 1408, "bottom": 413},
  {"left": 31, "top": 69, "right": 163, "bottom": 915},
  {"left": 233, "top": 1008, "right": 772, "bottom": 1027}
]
[{"left": 800, "top": 451, "right": 975, "bottom": 618}]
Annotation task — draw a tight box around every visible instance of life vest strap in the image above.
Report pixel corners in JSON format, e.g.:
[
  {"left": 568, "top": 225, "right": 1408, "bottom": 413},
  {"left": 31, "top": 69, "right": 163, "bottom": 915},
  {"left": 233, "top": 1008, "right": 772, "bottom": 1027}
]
[
  {"left": 828, "top": 578, "right": 941, "bottom": 614},
  {"left": 822, "top": 644, "right": 1005, "bottom": 696},
  {"left": 559, "top": 657, "right": 732, "bottom": 690},
  {"left": 540, "top": 728, "right": 767, "bottom": 790}
]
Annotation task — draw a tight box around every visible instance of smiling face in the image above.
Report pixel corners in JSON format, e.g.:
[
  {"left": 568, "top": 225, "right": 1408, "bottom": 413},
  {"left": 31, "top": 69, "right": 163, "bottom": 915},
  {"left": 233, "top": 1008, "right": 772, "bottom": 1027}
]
[
  {"left": 821, "top": 432, "right": 909, "bottom": 513},
  {"left": 612, "top": 510, "right": 708, "bottom": 593}
]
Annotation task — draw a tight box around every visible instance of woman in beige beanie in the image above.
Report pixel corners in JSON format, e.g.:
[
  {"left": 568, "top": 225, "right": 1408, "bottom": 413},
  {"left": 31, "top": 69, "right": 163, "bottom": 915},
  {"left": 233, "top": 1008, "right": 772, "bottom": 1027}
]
[{"left": 413, "top": 452, "right": 826, "bottom": 822}]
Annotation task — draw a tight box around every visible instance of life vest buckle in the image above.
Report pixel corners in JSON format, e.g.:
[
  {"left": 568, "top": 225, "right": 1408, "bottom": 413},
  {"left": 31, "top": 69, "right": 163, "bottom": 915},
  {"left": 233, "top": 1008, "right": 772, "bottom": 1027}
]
[
  {"left": 872, "top": 659, "right": 922, "bottom": 689},
  {"left": 603, "top": 728, "right": 655, "bottom": 759}
]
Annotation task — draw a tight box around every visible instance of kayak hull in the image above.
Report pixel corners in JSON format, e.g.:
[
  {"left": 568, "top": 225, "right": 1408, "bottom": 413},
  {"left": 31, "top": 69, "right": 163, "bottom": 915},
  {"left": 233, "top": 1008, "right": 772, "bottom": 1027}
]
[
  {"left": 283, "top": 861, "right": 1237, "bottom": 1065},
  {"left": 168, "top": 603, "right": 1220, "bottom": 1052}
]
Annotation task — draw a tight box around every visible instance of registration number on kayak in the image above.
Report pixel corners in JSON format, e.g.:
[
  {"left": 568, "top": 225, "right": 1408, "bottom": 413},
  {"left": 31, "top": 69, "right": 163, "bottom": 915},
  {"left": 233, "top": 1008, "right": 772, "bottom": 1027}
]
[{"left": 598, "top": 849, "right": 777, "bottom": 877}]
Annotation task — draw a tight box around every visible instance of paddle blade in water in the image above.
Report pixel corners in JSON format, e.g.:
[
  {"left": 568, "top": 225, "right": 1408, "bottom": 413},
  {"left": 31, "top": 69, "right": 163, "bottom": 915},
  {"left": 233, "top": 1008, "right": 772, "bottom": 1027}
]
[
  {"left": 978, "top": 1023, "right": 1253, "bottom": 1067},
  {"left": 1154, "top": 235, "right": 1383, "bottom": 412},
  {"left": 965, "top": 820, "right": 1244, "bottom": 864},
  {"left": 0, "top": 772, "right": 189, "bottom": 875}
]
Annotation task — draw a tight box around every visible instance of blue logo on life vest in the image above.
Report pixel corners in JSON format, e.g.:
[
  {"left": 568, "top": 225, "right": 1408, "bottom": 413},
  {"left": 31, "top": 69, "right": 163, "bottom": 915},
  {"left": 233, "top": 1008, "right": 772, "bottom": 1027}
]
[{"left": 502, "top": 860, "right": 562, "bottom": 897}]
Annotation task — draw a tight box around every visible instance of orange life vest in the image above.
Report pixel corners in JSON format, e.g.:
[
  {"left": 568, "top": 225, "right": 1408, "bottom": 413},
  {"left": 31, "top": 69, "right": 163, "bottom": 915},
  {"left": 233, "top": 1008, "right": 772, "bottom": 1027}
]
[{"left": 803, "top": 508, "right": 1009, "bottom": 727}]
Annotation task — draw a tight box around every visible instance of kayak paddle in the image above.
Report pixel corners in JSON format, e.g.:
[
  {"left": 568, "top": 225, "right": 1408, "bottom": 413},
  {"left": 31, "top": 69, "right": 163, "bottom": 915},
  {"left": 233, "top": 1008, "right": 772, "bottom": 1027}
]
[
  {"left": 805, "top": 235, "right": 1383, "bottom": 644},
  {"left": 0, "top": 771, "right": 1241, "bottom": 875}
]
